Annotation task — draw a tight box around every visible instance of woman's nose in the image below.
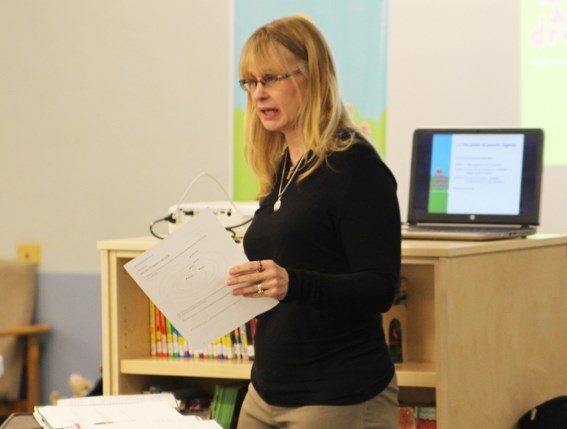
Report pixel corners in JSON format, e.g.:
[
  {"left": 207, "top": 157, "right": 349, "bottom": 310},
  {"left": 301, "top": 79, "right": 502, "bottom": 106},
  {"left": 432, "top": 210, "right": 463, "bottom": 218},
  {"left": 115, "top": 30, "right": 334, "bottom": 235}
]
[{"left": 251, "top": 84, "right": 267, "bottom": 100}]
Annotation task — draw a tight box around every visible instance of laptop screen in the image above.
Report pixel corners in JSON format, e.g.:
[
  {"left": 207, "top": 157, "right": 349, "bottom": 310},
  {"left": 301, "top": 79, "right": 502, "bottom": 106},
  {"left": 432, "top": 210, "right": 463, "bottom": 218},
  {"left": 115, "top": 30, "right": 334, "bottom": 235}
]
[{"left": 407, "top": 128, "right": 544, "bottom": 226}]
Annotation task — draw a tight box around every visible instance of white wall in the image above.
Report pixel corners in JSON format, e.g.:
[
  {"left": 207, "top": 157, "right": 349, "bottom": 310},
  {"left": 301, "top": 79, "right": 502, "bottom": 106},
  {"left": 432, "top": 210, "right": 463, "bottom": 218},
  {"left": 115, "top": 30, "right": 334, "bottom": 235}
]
[
  {"left": 0, "top": 1, "right": 234, "bottom": 272},
  {"left": 387, "top": 0, "right": 566, "bottom": 234},
  {"left": 0, "top": 0, "right": 235, "bottom": 405},
  {"left": 388, "top": 0, "right": 519, "bottom": 222}
]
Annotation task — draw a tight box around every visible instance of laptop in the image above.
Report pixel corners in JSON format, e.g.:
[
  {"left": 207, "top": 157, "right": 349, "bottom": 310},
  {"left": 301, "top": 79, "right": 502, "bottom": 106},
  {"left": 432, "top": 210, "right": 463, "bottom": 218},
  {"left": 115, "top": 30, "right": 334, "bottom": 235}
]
[{"left": 402, "top": 128, "right": 544, "bottom": 241}]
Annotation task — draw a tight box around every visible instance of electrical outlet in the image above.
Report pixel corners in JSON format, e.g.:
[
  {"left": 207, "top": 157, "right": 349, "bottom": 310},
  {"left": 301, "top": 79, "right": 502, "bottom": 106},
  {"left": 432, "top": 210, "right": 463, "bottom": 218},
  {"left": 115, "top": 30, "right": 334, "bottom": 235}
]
[{"left": 17, "top": 243, "right": 41, "bottom": 264}]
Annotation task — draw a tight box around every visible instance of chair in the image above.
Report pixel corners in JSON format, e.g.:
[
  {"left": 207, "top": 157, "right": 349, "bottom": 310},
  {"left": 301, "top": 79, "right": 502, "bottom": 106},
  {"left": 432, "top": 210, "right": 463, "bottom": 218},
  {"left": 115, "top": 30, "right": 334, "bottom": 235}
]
[{"left": 0, "top": 259, "right": 49, "bottom": 417}]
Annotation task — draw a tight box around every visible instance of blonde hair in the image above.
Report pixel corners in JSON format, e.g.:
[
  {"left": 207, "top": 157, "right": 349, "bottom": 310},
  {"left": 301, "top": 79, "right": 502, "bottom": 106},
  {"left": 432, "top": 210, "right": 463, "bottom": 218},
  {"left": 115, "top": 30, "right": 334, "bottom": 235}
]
[{"left": 239, "top": 14, "right": 357, "bottom": 199}]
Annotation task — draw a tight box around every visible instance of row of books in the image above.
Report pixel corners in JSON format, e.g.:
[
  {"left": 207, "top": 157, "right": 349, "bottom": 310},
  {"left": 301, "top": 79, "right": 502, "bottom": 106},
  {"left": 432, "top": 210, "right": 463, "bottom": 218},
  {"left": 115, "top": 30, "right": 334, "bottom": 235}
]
[
  {"left": 149, "top": 301, "right": 257, "bottom": 360},
  {"left": 398, "top": 406, "right": 437, "bottom": 429}
]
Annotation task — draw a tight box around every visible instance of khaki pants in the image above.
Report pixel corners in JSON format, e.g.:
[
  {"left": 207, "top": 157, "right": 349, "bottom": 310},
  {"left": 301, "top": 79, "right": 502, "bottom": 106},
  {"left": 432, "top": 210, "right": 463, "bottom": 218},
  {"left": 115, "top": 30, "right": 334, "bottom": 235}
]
[{"left": 236, "top": 374, "right": 398, "bottom": 429}]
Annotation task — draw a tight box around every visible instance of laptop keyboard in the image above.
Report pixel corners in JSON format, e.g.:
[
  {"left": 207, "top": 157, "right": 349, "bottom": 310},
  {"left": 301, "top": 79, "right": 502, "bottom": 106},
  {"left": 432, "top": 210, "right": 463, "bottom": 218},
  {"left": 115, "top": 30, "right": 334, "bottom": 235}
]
[{"left": 409, "top": 225, "right": 519, "bottom": 233}]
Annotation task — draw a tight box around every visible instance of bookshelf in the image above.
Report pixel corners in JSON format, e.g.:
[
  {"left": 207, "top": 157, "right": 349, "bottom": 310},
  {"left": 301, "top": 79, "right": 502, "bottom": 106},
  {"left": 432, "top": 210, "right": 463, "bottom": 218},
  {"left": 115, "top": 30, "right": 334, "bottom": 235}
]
[{"left": 99, "top": 234, "right": 567, "bottom": 428}]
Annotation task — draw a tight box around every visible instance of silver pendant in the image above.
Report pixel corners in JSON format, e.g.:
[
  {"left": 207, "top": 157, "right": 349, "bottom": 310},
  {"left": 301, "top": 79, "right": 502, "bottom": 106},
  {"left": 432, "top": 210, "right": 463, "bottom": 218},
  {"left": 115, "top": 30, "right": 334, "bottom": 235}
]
[{"left": 273, "top": 199, "right": 281, "bottom": 212}]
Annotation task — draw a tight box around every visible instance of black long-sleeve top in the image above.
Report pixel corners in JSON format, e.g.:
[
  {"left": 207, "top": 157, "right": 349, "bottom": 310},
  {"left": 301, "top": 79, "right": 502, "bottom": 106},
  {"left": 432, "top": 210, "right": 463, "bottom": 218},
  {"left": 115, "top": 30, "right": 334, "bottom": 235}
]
[{"left": 243, "top": 135, "right": 401, "bottom": 406}]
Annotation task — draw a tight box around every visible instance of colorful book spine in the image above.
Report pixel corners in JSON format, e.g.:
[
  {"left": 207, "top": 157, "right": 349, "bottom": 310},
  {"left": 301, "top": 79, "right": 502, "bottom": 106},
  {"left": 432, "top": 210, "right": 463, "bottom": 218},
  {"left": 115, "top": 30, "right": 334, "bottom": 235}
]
[
  {"left": 245, "top": 321, "right": 255, "bottom": 360},
  {"left": 166, "top": 318, "right": 174, "bottom": 357},
  {"left": 416, "top": 406, "right": 436, "bottom": 428},
  {"left": 239, "top": 324, "right": 249, "bottom": 360},
  {"left": 158, "top": 308, "right": 167, "bottom": 357},
  {"left": 396, "top": 406, "right": 437, "bottom": 429},
  {"left": 154, "top": 305, "right": 163, "bottom": 357},
  {"left": 149, "top": 301, "right": 157, "bottom": 357}
]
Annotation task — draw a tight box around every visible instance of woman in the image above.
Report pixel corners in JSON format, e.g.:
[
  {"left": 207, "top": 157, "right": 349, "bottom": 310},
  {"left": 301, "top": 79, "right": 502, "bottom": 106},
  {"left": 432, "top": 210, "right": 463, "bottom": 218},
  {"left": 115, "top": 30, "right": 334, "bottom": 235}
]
[{"left": 226, "top": 15, "right": 401, "bottom": 429}]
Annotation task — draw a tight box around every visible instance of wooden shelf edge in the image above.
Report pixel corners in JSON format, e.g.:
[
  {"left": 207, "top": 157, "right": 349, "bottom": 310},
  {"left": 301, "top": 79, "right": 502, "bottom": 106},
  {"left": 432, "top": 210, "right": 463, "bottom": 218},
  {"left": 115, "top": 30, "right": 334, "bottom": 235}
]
[
  {"left": 121, "top": 358, "right": 435, "bottom": 387},
  {"left": 121, "top": 357, "right": 252, "bottom": 380},
  {"left": 395, "top": 362, "right": 437, "bottom": 388}
]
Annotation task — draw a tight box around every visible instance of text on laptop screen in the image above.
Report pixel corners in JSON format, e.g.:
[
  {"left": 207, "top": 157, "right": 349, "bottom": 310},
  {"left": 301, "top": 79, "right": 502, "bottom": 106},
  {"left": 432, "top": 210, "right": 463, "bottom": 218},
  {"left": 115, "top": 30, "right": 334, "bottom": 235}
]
[{"left": 408, "top": 129, "right": 544, "bottom": 225}]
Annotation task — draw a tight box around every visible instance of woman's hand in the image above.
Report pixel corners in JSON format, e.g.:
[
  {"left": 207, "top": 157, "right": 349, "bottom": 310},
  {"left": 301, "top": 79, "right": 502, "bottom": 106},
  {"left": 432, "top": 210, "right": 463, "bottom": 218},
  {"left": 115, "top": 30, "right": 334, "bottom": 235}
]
[{"left": 227, "top": 259, "right": 289, "bottom": 301}]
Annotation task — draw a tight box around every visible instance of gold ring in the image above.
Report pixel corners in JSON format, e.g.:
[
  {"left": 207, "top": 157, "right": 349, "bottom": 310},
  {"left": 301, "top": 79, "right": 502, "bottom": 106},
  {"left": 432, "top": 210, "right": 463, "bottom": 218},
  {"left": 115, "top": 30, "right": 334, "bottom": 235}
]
[
  {"left": 256, "top": 284, "right": 264, "bottom": 295},
  {"left": 257, "top": 260, "right": 263, "bottom": 272}
]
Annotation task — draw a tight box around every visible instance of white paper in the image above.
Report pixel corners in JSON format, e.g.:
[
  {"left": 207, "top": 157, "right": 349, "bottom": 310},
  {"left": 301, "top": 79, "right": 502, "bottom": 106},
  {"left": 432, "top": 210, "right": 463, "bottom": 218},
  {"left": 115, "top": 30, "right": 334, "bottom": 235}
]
[
  {"left": 81, "top": 417, "right": 222, "bottom": 429},
  {"left": 57, "top": 392, "right": 178, "bottom": 408},
  {"left": 35, "top": 402, "right": 183, "bottom": 429},
  {"left": 124, "top": 209, "right": 277, "bottom": 347},
  {"left": 34, "top": 394, "right": 221, "bottom": 429}
]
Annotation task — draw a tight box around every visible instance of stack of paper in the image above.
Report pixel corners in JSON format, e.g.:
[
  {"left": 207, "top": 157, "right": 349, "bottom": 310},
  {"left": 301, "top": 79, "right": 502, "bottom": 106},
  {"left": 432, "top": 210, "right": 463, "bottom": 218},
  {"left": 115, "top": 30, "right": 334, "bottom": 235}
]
[{"left": 33, "top": 393, "right": 222, "bottom": 429}]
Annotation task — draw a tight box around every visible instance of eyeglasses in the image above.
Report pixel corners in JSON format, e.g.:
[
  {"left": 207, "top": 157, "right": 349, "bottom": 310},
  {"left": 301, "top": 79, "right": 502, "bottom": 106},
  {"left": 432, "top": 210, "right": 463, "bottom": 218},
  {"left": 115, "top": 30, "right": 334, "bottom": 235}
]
[{"left": 239, "top": 69, "right": 302, "bottom": 92}]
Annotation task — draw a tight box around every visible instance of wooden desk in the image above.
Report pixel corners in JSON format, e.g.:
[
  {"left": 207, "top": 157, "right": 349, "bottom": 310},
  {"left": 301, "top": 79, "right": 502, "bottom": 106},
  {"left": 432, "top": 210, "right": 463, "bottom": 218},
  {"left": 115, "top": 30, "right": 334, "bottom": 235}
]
[{"left": 98, "top": 235, "right": 567, "bottom": 429}]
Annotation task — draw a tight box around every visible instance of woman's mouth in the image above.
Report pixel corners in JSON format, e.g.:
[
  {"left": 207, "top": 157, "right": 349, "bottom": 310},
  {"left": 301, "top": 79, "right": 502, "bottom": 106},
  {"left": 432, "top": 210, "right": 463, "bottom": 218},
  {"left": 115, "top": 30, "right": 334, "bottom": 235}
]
[{"left": 259, "top": 107, "right": 279, "bottom": 119}]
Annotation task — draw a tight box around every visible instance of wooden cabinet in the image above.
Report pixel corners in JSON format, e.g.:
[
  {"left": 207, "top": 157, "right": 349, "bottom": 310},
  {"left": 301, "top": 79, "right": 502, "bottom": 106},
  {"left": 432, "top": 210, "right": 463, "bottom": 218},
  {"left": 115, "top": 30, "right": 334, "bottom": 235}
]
[{"left": 99, "top": 235, "right": 567, "bottom": 428}]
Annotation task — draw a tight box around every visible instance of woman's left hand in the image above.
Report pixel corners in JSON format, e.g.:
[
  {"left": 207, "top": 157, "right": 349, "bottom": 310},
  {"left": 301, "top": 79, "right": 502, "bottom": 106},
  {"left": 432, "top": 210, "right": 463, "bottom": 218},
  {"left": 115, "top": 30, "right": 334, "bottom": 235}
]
[{"left": 227, "top": 259, "right": 289, "bottom": 301}]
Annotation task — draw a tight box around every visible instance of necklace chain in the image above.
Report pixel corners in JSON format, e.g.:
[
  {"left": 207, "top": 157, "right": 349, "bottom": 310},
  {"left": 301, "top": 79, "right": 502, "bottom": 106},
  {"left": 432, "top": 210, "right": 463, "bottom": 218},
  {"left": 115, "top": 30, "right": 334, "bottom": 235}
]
[
  {"left": 273, "top": 151, "right": 304, "bottom": 212},
  {"left": 286, "top": 164, "right": 296, "bottom": 180}
]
